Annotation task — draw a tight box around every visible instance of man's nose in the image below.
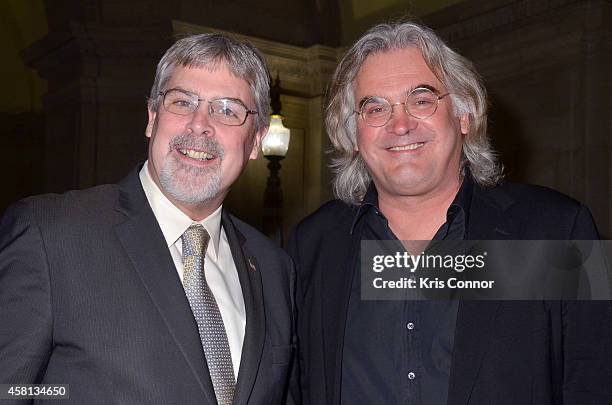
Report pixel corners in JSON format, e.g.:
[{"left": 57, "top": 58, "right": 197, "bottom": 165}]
[
  {"left": 386, "top": 103, "right": 418, "bottom": 135},
  {"left": 186, "top": 105, "right": 215, "bottom": 136}
]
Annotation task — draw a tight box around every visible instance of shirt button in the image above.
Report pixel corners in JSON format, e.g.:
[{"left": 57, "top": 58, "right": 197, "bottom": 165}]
[
  {"left": 406, "top": 322, "right": 415, "bottom": 330},
  {"left": 408, "top": 372, "right": 416, "bottom": 380}
]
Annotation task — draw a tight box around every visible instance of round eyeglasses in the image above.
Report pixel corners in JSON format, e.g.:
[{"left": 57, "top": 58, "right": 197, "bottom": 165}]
[
  {"left": 159, "top": 88, "right": 258, "bottom": 126},
  {"left": 356, "top": 87, "right": 451, "bottom": 127}
]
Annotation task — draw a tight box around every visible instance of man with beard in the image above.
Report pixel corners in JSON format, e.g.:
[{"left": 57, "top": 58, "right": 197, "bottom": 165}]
[
  {"left": 289, "top": 22, "right": 611, "bottom": 405},
  {"left": 0, "top": 34, "right": 295, "bottom": 405}
]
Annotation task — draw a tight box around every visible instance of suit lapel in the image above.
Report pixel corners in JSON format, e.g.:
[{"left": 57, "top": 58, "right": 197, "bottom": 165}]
[
  {"left": 467, "top": 183, "right": 517, "bottom": 240},
  {"left": 323, "top": 226, "right": 361, "bottom": 404},
  {"left": 222, "top": 212, "right": 265, "bottom": 405},
  {"left": 448, "top": 301, "right": 501, "bottom": 405},
  {"left": 113, "top": 168, "right": 217, "bottom": 405},
  {"left": 448, "top": 182, "right": 516, "bottom": 405}
]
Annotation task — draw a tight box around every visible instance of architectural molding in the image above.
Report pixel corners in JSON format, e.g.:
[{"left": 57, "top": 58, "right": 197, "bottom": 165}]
[
  {"left": 172, "top": 20, "right": 342, "bottom": 97},
  {"left": 425, "top": 0, "right": 584, "bottom": 42}
]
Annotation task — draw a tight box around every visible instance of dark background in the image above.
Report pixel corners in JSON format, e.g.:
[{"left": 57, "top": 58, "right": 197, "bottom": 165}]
[{"left": 2, "top": 0, "right": 610, "bottom": 237}]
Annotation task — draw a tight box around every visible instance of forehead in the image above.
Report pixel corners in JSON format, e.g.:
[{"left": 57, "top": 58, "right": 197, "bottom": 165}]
[
  {"left": 354, "top": 47, "right": 444, "bottom": 100},
  {"left": 165, "top": 63, "right": 253, "bottom": 103}
]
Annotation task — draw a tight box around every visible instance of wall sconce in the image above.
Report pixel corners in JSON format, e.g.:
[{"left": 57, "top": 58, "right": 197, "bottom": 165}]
[
  {"left": 262, "top": 74, "right": 290, "bottom": 245},
  {"left": 262, "top": 114, "right": 290, "bottom": 157}
]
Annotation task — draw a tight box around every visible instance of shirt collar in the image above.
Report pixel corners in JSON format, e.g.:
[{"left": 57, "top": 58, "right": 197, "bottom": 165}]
[
  {"left": 451, "top": 171, "right": 473, "bottom": 226},
  {"left": 350, "top": 173, "right": 474, "bottom": 235},
  {"left": 139, "top": 161, "right": 222, "bottom": 258},
  {"left": 350, "top": 182, "right": 380, "bottom": 234}
]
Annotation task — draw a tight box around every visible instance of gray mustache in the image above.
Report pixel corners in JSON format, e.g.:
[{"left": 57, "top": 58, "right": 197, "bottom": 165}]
[{"left": 169, "top": 133, "right": 225, "bottom": 159}]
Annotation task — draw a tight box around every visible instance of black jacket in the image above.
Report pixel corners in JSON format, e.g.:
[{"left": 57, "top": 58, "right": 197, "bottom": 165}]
[
  {"left": 289, "top": 181, "right": 612, "bottom": 405},
  {"left": 0, "top": 166, "right": 296, "bottom": 404}
]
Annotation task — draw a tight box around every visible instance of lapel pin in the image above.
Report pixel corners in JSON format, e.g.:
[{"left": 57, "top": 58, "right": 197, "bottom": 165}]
[{"left": 248, "top": 258, "right": 257, "bottom": 272}]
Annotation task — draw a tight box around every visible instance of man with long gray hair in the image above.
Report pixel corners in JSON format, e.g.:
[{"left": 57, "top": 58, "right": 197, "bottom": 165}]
[
  {"left": 289, "top": 21, "right": 611, "bottom": 404},
  {"left": 0, "top": 34, "right": 295, "bottom": 404}
]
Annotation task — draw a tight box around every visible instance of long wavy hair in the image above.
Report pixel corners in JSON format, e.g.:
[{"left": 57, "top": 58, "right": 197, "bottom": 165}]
[{"left": 327, "top": 22, "right": 503, "bottom": 204}]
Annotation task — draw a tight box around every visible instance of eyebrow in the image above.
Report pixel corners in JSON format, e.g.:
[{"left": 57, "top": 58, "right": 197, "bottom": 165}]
[
  {"left": 358, "top": 96, "right": 375, "bottom": 108},
  {"left": 411, "top": 84, "right": 442, "bottom": 94},
  {"left": 165, "top": 88, "right": 249, "bottom": 106},
  {"left": 357, "top": 83, "right": 444, "bottom": 106},
  {"left": 166, "top": 87, "right": 199, "bottom": 98}
]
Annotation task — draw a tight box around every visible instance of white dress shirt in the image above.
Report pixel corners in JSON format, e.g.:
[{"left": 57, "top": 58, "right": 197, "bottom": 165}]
[{"left": 139, "top": 161, "right": 246, "bottom": 378}]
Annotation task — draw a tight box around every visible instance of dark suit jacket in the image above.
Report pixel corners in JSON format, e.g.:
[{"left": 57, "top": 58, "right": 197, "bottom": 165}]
[
  {"left": 289, "top": 181, "right": 612, "bottom": 405},
  {"left": 0, "top": 167, "right": 296, "bottom": 404}
]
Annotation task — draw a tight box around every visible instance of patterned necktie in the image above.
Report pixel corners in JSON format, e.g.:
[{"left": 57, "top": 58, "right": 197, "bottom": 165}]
[{"left": 182, "top": 224, "right": 236, "bottom": 405}]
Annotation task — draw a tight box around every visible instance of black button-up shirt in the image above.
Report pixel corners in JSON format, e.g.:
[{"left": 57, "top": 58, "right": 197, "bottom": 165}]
[{"left": 340, "top": 176, "right": 473, "bottom": 405}]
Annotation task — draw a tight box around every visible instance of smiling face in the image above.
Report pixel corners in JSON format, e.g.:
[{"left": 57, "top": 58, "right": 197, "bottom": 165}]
[
  {"left": 354, "top": 47, "right": 469, "bottom": 202},
  {"left": 145, "top": 63, "right": 265, "bottom": 220}
]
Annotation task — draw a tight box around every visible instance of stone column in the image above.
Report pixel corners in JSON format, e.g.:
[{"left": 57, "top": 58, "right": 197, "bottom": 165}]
[{"left": 23, "top": 0, "right": 175, "bottom": 192}]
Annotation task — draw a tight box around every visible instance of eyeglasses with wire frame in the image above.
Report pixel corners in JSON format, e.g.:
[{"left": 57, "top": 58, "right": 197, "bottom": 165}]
[
  {"left": 356, "top": 87, "right": 451, "bottom": 127},
  {"left": 159, "top": 88, "right": 258, "bottom": 126}
]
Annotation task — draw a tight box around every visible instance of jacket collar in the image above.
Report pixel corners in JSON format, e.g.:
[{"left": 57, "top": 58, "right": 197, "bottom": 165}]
[
  {"left": 331, "top": 175, "right": 518, "bottom": 404},
  {"left": 114, "top": 166, "right": 266, "bottom": 405},
  {"left": 113, "top": 165, "right": 219, "bottom": 404},
  {"left": 351, "top": 173, "right": 475, "bottom": 235},
  {"left": 222, "top": 212, "right": 266, "bottom": 405}
]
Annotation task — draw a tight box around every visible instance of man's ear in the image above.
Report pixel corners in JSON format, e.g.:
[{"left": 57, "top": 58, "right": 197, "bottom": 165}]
[
  {"left": 459, "top": 113, "right": 470, "bottom": 136},
  {"left": 145, "top": 107, "right": 157, "bottom": 139},
  {"left": 249, "top": 126, "right": 267, "bottom": 160}
]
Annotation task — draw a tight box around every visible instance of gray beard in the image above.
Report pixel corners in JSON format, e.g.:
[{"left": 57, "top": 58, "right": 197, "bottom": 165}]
[
  {"left": 158, "top": 133, "right": 225, "bottom": 205},
  {"left": 159, "top": 159, "right": 221, "bottom": 205}
]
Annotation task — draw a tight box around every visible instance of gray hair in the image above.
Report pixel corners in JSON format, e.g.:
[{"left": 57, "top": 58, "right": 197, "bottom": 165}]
[
  {"left": 149, "top": 33, "right": 270, "bottom": 131},
  {"left": 327, "top": 21, "right": 503, "bottom": 205}
]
